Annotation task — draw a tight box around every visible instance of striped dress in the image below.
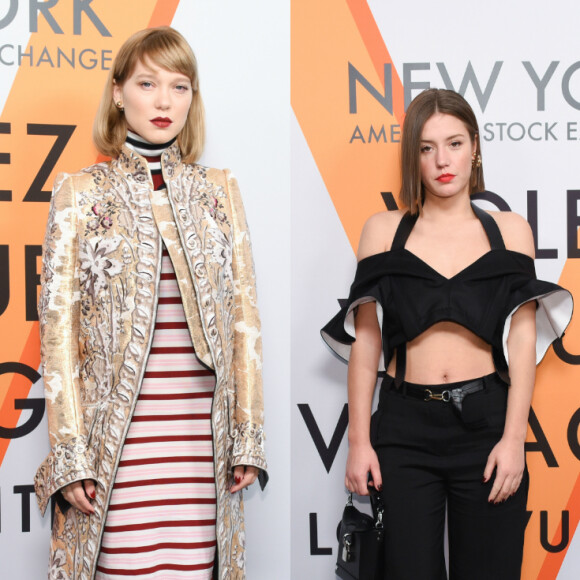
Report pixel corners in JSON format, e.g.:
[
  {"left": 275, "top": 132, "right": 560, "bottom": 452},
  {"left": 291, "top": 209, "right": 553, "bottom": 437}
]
[{"left": 96, "top": 247, "right": 217, "bottom": 579}]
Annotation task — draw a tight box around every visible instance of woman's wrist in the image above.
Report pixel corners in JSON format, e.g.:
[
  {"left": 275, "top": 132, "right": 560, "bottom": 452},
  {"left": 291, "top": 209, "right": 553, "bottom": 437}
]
[
  {"left": 501, "top": 426, "right": 527, "bottom": 445},
  {"left": 348, "top": 431, "right": 371, "bottom": 446}
]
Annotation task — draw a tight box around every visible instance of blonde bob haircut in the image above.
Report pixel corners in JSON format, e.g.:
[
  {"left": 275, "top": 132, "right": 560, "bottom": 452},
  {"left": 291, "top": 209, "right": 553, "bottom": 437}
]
[
  {"left": 93, "top": 26, "right": 205, "bottom": 164},
  {"left": 400, "top": 88, "right": 484, "bottom": 215}
]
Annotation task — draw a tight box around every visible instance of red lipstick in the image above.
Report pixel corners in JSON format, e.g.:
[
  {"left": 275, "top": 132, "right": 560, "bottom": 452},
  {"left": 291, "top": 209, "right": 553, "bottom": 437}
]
[
  {"left": 436, "top": 173, "right": 455, "bottom": 183},
  {"left": 151, "top": 117, "right": 172, "bottom": 128}
]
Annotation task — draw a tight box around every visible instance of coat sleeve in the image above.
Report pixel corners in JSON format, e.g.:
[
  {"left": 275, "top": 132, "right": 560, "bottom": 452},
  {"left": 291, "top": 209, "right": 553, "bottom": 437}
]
[
  {"left": 223, "top": 170, "right": 268, "bottom": 487},
  {"left": 34, "top": 174, "right": 97, "bottom": 515}
]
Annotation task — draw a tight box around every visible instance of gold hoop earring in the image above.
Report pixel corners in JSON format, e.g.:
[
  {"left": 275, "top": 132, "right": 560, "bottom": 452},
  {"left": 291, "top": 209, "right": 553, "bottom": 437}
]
[{"left": 472, "top": 152, "right": 482, "bottom": 168}]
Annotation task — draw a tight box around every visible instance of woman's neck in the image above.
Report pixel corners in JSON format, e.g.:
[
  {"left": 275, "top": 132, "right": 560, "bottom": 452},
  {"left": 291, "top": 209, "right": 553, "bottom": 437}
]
[{"left": 421, "top": 194, "right": 474, "bottom": 222}]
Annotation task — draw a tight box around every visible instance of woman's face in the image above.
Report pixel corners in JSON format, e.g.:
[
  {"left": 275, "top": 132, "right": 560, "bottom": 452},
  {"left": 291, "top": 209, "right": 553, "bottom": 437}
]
[
  {"left": 113, "top": 58, "right": 193, "bottom": 144},
  {"left": 419, "top": 112, "right": 476, "bottom": 202}
]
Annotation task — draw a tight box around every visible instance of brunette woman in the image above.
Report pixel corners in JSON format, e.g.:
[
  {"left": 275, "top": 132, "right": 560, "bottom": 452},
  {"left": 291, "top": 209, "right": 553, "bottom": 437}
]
[
  {"left": 35, "top": 26, "right": 267, "bottom": 580},
  {"left": 323, "top": 88, "right": 572, "bottom": 579}
]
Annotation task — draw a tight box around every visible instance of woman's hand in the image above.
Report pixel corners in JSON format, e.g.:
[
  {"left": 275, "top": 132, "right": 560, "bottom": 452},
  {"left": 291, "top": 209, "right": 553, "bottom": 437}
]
[
  {"left": 61, "top": 479, "right": 96, "bottom": 515},
  {"left": 345, "top": 441, "right": 382, "bottom": 496},
  {"left": 483, "top": 436, "right": 525, "bottom": 504},
  {"left": 230, "top": 465, "right": 259, "bottom": 493}
]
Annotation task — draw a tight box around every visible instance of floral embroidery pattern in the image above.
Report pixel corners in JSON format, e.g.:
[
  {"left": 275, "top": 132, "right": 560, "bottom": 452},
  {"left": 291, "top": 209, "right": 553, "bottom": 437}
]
[
  {"left": 79, "top": 237, "right": 123, "bottom": 299},
  {"left": 85, "top": 200, "right": 117, "bottom": 234},
  {"left": 209, "top": 195, "right": 228, "bottom": 224}
]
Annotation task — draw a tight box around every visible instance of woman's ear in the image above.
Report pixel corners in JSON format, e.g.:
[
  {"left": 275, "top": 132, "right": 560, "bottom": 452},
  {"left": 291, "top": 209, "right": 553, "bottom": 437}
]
[{"left": 112, "top": 81, "right": 122, "bottom": 106}]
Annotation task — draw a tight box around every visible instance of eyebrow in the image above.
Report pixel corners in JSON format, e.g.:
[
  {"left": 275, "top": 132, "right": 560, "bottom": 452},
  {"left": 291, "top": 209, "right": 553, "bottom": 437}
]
[
  {"left": 420, "top": 134, "right": 466, "bottom": 143},
  {"left": 133, "top": 71, "right": 191, "bottom": 83}
]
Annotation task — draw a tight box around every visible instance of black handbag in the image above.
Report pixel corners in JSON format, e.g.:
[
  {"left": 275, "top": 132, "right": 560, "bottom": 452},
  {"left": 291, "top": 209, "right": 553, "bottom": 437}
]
[{"left": 335, "top": 488, "right": 385, "bottom": 580}]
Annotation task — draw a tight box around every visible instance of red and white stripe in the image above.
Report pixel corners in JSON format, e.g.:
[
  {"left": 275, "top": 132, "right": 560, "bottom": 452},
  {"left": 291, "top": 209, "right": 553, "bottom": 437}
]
[{"left": 96, "top": 248, "right": 216, "bottom": 579}]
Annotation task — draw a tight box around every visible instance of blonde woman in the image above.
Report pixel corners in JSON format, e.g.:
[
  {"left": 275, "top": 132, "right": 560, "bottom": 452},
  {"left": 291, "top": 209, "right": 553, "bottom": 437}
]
[{"left": 35, "top": 26, "right": 267, "bottom": 580}]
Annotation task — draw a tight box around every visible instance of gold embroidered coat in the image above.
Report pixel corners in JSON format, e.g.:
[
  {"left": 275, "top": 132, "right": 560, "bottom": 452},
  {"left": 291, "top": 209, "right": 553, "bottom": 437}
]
[{"left": 34, "top": 144, "right": 267, "bottom": 580}]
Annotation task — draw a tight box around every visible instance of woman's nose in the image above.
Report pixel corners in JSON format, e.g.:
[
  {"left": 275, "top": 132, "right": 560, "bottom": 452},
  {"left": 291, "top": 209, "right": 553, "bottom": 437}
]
[
  {"left": 155, "top": 88, "right": 171, "bottom": 110},
  {"left": 436, "top": 151, "right": 449, "bottom": 168}
]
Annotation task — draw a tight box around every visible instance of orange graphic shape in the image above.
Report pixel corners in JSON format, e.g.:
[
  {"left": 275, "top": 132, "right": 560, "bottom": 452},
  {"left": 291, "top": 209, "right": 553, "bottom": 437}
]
[
  {"left": 537, "top": 471, "right": 580, "bottom": 579},
  {"left": 292, "top": 0, "right": 403, "bottom": 254},
  {"left": 0, "top": 0, "right": 179, "bottom": 468},
  {"left": 522, "top": 248, "right": 580, "bottom": 579},
  {"left": 346, "top": 0, "right": 405, "bottom": 124},
  {"left": 148, "top": 0, "right": 180, "bottom": 28}
]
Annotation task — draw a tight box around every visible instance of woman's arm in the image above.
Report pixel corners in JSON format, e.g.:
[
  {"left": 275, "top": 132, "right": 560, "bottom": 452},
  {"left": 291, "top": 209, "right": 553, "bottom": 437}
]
[
  {"left": 344, "top": 212, "right": 400, "bottom": 495},
  {"left": 345, "top": 302, "right": 383, "bottom": 495},
  {"left": 484, "top": 301, "right": 536, "bottom": 502},
  {"left": 223, "top": 170, "right": 267, "bottom": 488},
  {"left": 484, "top": 211, "right": 536, "bottom": 503},
  {"left": 34, "top": 173, "right": 97, "bottom": 514}
]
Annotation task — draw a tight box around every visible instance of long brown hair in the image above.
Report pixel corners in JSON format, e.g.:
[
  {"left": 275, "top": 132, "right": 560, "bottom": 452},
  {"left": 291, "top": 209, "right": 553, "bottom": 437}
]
[
  {"left": 400, "top": 88, "right": 484, "bottom": 214},
  {"left": 93, "top": 26, "right": 205, "bottom": 163}
]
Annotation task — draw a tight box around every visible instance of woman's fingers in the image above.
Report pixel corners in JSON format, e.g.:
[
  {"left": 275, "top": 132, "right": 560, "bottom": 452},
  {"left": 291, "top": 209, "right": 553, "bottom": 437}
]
[
  {"left": 349, "top": 466, "right": 382, "bottom": 496},
  {"left": 485, "top": 438, "right": 525, "bottom": 503},
  {"left": 347, "top": 467, "right": 369, "bottom": 495},
  {"left": 230, "top": 465, "right": 259, "bottom": 493},
  {"left": 83, "top": 479, "right": 96, "bottom": 500},
  {"left": 369, "top": 462, "right": 382, "bottom": 492},
  {"left": 482, "top": 455, "right": 496, "bottom": 485},
  {"left": 487, "top": 468, "right": 523, "bottom": 504},
  {"left": 345, "top": 444, "right": 381, "bottom": 495},
  {"left": 354, "top": 474, "right": 369, "bottom": 496},
  {"left": 62, "top": 480, "right": 95, "bottom": 515},
  {"left": 510, "top": 476, "right": 522, "bottom": 496},
  {"left": 490, "top": 475, "right": 510, "bottom": 503}
]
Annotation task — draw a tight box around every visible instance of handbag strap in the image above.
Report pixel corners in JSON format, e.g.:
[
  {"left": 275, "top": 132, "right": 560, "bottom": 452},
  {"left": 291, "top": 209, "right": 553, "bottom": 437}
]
[
  {"left": 368, "top": 487, "right": 385, "bottom": 529},
  {"left": 345, "top": 488, "right": 384, "bottom": 529}
]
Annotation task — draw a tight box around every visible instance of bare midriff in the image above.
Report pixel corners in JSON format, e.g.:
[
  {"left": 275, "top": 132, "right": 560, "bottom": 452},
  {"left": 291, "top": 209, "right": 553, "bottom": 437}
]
[{"left": 385, "top": 321, "right": 495, "bottom": 384}]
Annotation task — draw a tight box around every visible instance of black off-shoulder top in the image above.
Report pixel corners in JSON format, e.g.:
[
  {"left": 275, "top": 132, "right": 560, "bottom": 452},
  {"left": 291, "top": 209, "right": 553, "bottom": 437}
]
[{"left": 321, "top": 201, "right": 573, "bottom": 384}]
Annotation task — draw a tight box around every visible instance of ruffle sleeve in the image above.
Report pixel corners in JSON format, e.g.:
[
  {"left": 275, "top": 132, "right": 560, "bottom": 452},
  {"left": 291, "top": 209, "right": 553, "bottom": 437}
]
[
  {"left": 502, "top": 277, "right": 573, "bottom": 366},
  {"left": 321, "top": 256, "right": 388, "bottom": 370}
]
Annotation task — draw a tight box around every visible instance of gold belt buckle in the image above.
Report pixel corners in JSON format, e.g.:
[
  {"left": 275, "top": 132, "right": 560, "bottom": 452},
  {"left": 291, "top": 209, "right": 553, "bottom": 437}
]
[{"left": 424, "top": 389, "right": 451, "bottom": 402}]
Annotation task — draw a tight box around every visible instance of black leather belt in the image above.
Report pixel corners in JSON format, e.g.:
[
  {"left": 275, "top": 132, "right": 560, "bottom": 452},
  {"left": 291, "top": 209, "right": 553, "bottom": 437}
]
[{"left": 394, "top": 378, "right": 486, "bottom": 413}]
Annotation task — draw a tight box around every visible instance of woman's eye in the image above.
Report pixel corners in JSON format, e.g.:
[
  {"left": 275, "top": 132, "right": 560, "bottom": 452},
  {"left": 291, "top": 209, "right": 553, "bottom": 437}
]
[
  {"left": 450, "top": 141, "right": 462, "bottom": 148},
  {"left": 175, "top": 85, "right": 190, "bottom": 93},
  {"left": 420, "top": 145, "right": 432, "bottom": 153},
  {"left": 140, "top": 81, "right": 153, "bottom": 89}
]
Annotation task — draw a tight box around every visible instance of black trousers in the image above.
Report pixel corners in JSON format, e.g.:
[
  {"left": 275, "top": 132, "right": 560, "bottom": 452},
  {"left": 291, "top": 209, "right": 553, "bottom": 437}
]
[{"left": 371, "top": 373, "right": 528, "bottom": 580}]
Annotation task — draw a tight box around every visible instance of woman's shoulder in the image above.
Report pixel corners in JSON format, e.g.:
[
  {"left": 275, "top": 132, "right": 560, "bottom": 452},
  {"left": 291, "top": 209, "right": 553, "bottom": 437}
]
[
  {"left": 57, "top": 160, "right": 112, "bottom": 184},
  {"left": 51, "top": 161, "right": 110, "bottom": 199},
  {"left": 358, "top": 209, "right": 407, "bottom": 261},
  {"left": 197, "top": 165, "right": 229, "bottom": 184},
  {"left": 191, "top": 166, "right": 239, "bottom": 195},
  {"left": 486, "top": 209, "right": 535, "bottom": 258}
]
